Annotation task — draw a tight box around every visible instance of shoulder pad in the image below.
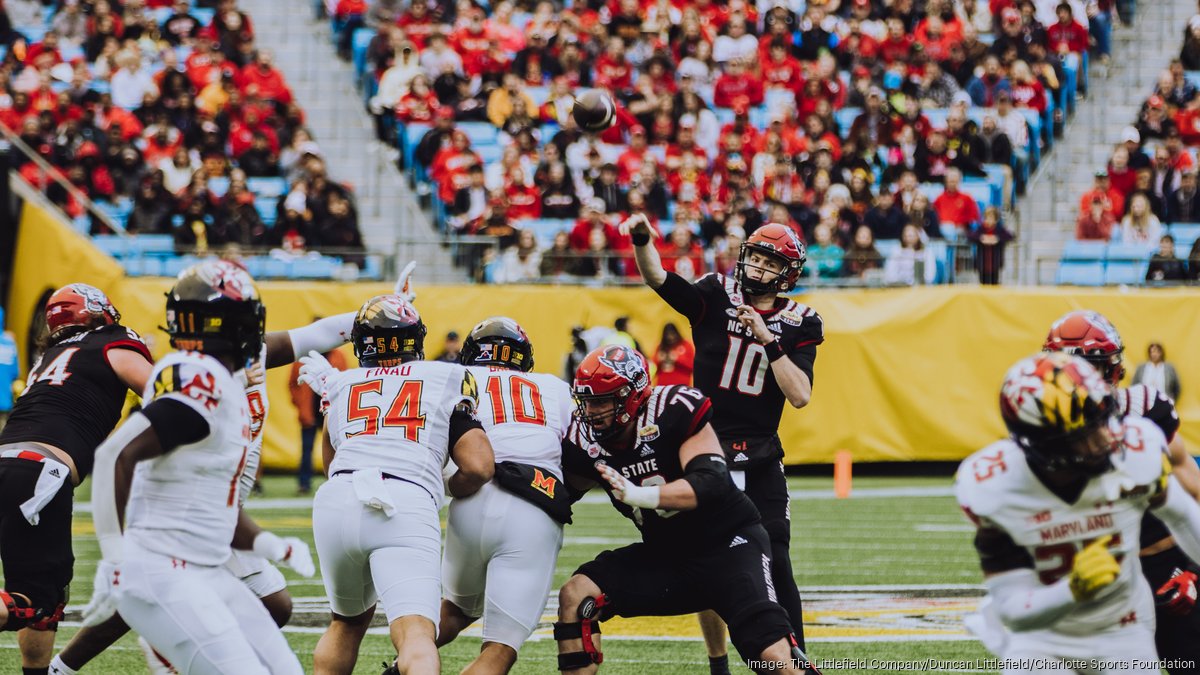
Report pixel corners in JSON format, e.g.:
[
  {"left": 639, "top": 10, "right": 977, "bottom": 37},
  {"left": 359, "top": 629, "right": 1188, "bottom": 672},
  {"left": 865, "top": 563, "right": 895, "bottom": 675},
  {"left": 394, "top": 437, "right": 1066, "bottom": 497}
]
[
  {"left": 955, "top": 440, "right": 1023, "bottom": 520},
  {"left": 1111, "top": 417, "right": 1171, "bottom": 489},
  {"left": 149, "top": 352, "right": 227, "bottom": 412}
]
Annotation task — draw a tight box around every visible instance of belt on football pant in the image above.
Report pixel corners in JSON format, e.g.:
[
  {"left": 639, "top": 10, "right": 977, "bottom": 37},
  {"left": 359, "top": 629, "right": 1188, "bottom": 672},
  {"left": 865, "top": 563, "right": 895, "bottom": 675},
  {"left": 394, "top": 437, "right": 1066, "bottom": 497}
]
[
  {"left": 330, "top": 469, "right": 435, "bottom": 506},
  {"left": 0, "top": 449, "right": 70, "bottom": 526}
]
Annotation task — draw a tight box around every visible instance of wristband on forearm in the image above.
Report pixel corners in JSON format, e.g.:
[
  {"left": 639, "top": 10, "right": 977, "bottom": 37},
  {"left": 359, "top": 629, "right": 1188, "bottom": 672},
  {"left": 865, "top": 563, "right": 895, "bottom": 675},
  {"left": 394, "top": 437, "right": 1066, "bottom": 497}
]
[
  {"left": 631, "top": 231, "right": 651, "bottom": 246},
  {"left": 763, "top": 339, "right": 786, "bottom": 362}
]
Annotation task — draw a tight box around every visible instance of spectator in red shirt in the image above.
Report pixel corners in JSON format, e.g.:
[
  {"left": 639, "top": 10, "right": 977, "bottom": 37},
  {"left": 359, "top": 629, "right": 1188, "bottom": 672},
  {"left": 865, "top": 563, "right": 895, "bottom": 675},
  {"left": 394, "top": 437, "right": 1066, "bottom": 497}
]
[
  {"left": 657, "top": 223, "right": 707, "bottom": 281},
  {"left": 761, "top": 41, "right": 804, "bottom": 93},
  {"left": 1008, "top": 60, "right": 1047, "bottom": 114},
  {"left": 397, "top": 1, "right": 437, "bottom": 50},
  {"left": 593, "top": 37, "right": 633, "bottom": 92},
  {"left": 237, "top": 49, "right": 292, "bottom": 105},
  {"left": 1076, "top": 196, "right": 1117, "bottom": 240},
  {"left": 1046, "top": 3, "right": 1089, "bottom": 56},
  {"left": 878, "top": 17, "right": 914, "bottom": 64},
  {"left": 1107, "top": 145, "right": 1137, "bottom": 198},
  {"left": 396, "top": 74, "right": 441, "bottom": 123},
  {"left": 450, "top": 9, "right": 492, "bottom": 77},
  {"left": 713, "top": 60, "right": 764, "bottom": 109},
  {"left": 616, "top": 125, "right": 650, "bottom": 185},
  {"left": 933, "top": 168, "right": 981, "bottom": 231},
  {"left": 1078, "top": 170, "right": 1125, "bottom": 219},
  {"left": 653, "top": 323, "right": 695, "bottom": 387}
]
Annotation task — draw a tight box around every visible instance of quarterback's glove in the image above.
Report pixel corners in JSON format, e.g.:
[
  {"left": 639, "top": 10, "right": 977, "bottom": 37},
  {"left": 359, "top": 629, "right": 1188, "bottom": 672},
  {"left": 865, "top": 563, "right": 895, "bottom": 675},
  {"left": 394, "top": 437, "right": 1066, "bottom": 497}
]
[
  {"left": 597, "top": 462, "right": 660, "bottom": 509},
  {"left": 297, "top": 351, "right": 336, "bottom": 413},
  {"left": 395, "top": 260, "right": 417, "bottom": 303},
  {"left": 1068, "top": 535, "right": 1121, "bottom": 601},
  {"left": 252, "top": 531, "right": 316, "bottom": 578},
  {"left": 1156, "top": 568, "right": 1198, "bottom": 616},
  {"left": 81, "top": 560, "right": 121, "bottom": 627}
]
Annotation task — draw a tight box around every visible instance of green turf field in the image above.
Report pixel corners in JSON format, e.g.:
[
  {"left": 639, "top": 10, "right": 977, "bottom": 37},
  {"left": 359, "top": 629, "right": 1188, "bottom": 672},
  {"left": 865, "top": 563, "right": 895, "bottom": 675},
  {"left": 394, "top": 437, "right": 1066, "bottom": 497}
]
[{"left": 0, "top": 475, "right": 1004, "bottom": 673}]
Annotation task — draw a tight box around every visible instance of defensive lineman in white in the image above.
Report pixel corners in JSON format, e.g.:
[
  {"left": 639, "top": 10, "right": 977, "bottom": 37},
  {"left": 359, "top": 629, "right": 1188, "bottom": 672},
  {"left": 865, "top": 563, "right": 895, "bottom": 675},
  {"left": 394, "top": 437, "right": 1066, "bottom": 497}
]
[
  {"left": 299, "top": 294, "right": 495, "bottom": 675},
  {"left": 957, "top": 352, "right": 1200, "bottom": 675},
  {"left": 437, "top": 317, "right": 576, "bottom": 674},
  {"left": 82, "top": 262, "right": 305, "bottom": 675}
]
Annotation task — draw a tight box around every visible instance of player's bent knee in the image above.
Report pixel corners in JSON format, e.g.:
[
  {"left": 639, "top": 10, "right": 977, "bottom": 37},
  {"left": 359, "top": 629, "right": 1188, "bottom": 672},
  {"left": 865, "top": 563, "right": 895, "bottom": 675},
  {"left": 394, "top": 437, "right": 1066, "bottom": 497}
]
[
  {"left": 554, "top": 589, "right": 609, "bottom": 671},
  {"left": 726, "top": 600, "right": 794, "bottom": 664},
  {"left": 1, "top": 591, "right": 63, "bottom": 632},
  {"left": 260, "top": 591, "right": 293, "bottom": 627},
  {"left": 557, "top": 576, "right": 601, "bottom": 621},
  {"left": 332, "top": 607, "right": 375, "bottom": 629}
]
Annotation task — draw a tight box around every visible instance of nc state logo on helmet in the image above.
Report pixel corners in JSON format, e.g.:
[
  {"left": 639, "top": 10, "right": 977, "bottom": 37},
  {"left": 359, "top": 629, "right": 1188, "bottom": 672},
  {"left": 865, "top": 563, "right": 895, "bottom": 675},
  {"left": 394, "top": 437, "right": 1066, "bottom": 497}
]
[
  {"left": 736, "top": 223, "right": 807, "bottom": 295},
  {"left": 1043, "top": 310, "right": 1125, "bottom": 385},
  {"left": 45, "top": 283, "right": 121, "bottom": 342},
  {"left": 999, "top": 352, "right": 1120, "bottom": 476},
  {"left": 573, "top": 345, "right": 651, "bottom": 443}
]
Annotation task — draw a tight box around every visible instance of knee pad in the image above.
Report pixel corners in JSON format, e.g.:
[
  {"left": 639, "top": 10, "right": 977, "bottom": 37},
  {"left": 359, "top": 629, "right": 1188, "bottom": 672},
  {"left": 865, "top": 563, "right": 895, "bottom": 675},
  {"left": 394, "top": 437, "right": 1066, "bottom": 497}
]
[
  {"left": 553, "top": 595, "right": 609, "bottom": 671},
  {"left": 1, "top": 591, "right": 37, "bottom": 631}
]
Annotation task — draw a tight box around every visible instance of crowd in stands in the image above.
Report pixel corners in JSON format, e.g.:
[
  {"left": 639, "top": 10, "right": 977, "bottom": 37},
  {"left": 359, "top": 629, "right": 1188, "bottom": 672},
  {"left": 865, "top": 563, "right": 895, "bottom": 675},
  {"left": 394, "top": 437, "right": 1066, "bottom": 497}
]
[
  {"left": 1065, "top": 5, "right": 1200, "bottom": 285},
  {"left": 339, "top": 0, "right": 1116, "bottom": 285},
  {"left": 0, "top": 0, "right": 366, "bottom": 268}
]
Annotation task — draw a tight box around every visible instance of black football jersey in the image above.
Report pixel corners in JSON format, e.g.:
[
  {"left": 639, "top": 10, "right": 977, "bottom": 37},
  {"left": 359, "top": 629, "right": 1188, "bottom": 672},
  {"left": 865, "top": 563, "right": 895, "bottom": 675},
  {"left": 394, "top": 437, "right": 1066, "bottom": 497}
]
[
  {"left": 562, "top": 384, "right": 761, "bottom": 552},
  {"left": 654, "top": 272, "right": 823, "bottom": 462},
  {"left": 1120, "top": 385, "right": 1185, "bottom": 548},
  {"left": 0, "top": 324, "right": 151, "bottom": 478}
]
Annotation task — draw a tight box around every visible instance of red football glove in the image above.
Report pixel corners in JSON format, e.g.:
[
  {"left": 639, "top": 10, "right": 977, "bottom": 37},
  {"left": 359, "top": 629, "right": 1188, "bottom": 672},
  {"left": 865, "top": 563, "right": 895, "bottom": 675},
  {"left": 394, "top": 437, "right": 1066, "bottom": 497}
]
[{"left": 1156, "top": 568, "right": 1199, "bottom": 616}]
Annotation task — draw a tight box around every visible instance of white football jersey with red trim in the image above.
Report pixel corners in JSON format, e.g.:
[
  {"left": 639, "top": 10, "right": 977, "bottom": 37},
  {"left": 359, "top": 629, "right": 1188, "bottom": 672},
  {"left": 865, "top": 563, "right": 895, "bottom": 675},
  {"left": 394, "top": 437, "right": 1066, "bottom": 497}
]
[
  {"left": 956, "top": 417, "right": 1170, "bottom": 637},
  {"left": 126, "top": 351, "right": 251, "bottom": 567}
]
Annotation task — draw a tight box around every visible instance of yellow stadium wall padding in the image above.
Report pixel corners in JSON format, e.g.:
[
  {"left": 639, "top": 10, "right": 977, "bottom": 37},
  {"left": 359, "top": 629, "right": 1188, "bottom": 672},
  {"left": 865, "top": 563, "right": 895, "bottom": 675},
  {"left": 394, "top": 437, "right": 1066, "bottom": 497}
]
[{"left": 9, "top": 200, "right": 1200, "bottom": 468}]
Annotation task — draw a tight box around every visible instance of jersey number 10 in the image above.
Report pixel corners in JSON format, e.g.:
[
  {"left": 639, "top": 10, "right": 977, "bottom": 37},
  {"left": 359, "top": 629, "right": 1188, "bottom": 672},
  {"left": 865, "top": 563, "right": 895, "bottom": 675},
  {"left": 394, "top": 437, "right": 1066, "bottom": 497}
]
[
  {"left": 484, "top": 375, "right": 547, "bottom": 426},
  {"left": 719, "top": 336, "right": 769, "bottom": 396}
]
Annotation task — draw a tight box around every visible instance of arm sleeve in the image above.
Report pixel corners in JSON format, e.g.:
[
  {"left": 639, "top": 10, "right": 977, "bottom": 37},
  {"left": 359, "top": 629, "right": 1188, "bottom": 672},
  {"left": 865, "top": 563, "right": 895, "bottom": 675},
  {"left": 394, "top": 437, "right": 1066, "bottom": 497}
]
[
  {"left": 682, "top": 452, "right": 733, "bottom": 505},
  {"left": 974, "top": 526, "right": 1034, "bottom": 575},
  {"left": 653, "top": 272, "right": 707, "bottom": 324},
  {"left": 140, "top": 397, "right": 211, "bottom": 452},
  {"left": 984, "top": 568, "right": 1076, "bottom": 632},
  {"left": 287, "top": 312, "right": 356, "bottom": 360},
  {"left": 786, "top": 313, "right": 824, "bottom": 384},
  {"left": 447, "top": 405, "right": 485, "bottom": 448},
  {"left": 1145, "top": 390, "right": 1182, "bottom": 442}
]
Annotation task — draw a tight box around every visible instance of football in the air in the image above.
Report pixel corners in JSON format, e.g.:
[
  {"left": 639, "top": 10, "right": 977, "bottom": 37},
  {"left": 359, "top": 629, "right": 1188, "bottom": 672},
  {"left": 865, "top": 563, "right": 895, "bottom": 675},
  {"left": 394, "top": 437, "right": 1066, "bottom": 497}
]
[{"left": 572, "top": 90, "right": 616, "bottom": 133}]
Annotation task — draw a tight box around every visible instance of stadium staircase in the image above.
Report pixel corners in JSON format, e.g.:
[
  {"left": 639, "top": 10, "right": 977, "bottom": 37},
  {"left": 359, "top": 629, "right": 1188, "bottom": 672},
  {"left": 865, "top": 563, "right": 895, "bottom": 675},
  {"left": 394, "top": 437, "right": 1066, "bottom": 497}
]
[
  {"left": 235, "top": 0, "right": 464, "bottom": 281},
  {"left": 1016, "top": 0, "right": 1194, "bottom": 284}
]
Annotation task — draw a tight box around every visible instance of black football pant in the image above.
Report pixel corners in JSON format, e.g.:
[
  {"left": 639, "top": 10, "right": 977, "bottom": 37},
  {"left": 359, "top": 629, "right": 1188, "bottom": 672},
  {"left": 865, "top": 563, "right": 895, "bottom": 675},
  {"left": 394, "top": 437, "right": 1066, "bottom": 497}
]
[
  {"left": 0, "top": 456, "right": 74, "bottom": 629},
  {"left": 1142, "top": 546, "right": 1200, "bottom": 674},
  {"left": 743, "top": 460, "right": 806, "bottom": 650}
]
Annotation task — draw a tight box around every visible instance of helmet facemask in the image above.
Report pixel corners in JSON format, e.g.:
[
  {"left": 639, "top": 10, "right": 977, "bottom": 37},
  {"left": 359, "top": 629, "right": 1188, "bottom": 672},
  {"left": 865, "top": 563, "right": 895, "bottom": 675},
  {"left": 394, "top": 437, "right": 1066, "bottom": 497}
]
[
  {"left": 574, "top": 388, "right": 635, "bottom": 444},
  {"left": 736, "top": 245, "right": 797, "bottom": 295},
  {"left": 1021, "top": 410, "right": 1122, "bottom": 478}
]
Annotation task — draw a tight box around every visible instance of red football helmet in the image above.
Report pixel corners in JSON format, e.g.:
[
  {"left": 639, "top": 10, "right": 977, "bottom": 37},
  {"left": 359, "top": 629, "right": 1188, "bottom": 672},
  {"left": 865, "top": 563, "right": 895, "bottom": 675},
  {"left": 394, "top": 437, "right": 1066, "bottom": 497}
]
[
  {"left": 45, "top": 283, "right": 120, "bottom": 342},
  {"left": 736, "top": 223, "right": 807, "bottom": 295},
  {"left": 573, "top": 345, "right": 652, "bottom": 443},
  {"left": 1043, "top": 310, "right": 1125, "bottom": 385}
]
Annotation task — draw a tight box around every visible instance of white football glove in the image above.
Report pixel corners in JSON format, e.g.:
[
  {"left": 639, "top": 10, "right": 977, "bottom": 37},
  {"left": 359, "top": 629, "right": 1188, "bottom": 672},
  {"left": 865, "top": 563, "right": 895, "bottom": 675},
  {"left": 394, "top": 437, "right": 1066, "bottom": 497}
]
[
  {"left": 596, "top": 462, "right": 660, "bottom": 509},
  {"left": 252, "top": 531, "right": 316, "bottom": 577},
  {"left": 395, "top": 260, "right": 417, "bottom": 303},
  {"left": 297, "top": 351, "right": 335, "bottom": 413},
  {"left": 81, "top": 560, "right": 120, "bottom": 627}
]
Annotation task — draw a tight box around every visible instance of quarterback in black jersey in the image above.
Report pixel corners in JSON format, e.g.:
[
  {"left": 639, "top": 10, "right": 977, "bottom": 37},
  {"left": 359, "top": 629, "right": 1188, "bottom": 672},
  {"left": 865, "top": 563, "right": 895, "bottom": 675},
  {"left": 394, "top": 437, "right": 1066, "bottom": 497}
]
[
  {"left": 1043, "top": 310, "right": 1200, "bottom": 673},
  {"left": 622, "top": 215, "right": 822, "bottom": 671},
  {"left": 555, "top": 345, "right": 817, "bottom": 675},
  {"left": 0, "top": 284, "right": 153, "bottom": 672}
]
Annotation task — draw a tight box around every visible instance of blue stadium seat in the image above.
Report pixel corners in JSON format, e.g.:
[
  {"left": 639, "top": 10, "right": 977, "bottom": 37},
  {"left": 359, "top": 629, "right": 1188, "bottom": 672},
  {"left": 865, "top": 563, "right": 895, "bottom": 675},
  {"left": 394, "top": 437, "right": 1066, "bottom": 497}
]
[
  {"left": 247, "top": 176, "right": 287, "bottom": 198},
  {"left": 207, "top": 176, "right": 230, "bottom": 198},
  {"left": 1061, "top": 240, "right": 1107, "bottom": 261},
  {"left": 522, "top": 218, "right": 573, "bottom": 246},
  {"left": 242, "top": 256, "right": 267, "bottom": 278},
  {"left": 352, "top": 28, "right": 376, "bottom": 81},
  {"left": 263, "top": 258, "right": 290, "bottom": 278},
  {"left": 92, "top": 234, "right": 128, "bottom": 257},
  {"left": 191, "top": 7, "right": 215, "bottom": 25},
  {"left": 458, "top": 122, "right": 499, "bottom": 148},
  {"left": 138, "top": 235, "right": 175, "bottom": 255},
  {"left": 526, "top": 86, "right": 550, "bottom": 107},
  {"left": 163, "top": 256, "right": 194, "bottom": 278},
  {"left": 138, "top": 257, "right": 166, "bottom": 277},
  {"left": 291, "top": 257, "right": 340, "bottom": 279},
  {"left": 924, "top": 108, "right": 948, "bottom": 129},
  {"left": 1106, "top": 242, "right": 1155, "bottom": 261},
  {"left": 1169, "top": 223, "right": 1200, "bottom": 251},
  {"left": 1104, "top": 260, "right": 1149, "bottom": 285},
  {"left": 1056, "top": 261, "right": 1104, "bottom": 285},
  {"left": 874, "top": 240, "right": 901, "bottom": 260},
  {"left": 401, "top": 122, "right": 432, "bottom": 172},
  {"left": 362, "top": 256, "right": 382, "bottom": 279},
  {"left": 255, "top": 198, "right": 278, "bottom": 227},
  {"left": 476, "top": 145, "right": 503, "bottom": 165}
]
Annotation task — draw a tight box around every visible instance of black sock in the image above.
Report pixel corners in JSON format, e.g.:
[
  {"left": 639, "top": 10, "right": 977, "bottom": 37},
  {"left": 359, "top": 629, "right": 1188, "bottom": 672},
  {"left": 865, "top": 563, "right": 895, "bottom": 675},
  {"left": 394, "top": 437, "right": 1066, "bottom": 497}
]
[
  {"left": 709, "top": 654, "right": 731, "bottom": 675},
  {"left": 24, "top": 668, "right": 49, "bottom": 675}
]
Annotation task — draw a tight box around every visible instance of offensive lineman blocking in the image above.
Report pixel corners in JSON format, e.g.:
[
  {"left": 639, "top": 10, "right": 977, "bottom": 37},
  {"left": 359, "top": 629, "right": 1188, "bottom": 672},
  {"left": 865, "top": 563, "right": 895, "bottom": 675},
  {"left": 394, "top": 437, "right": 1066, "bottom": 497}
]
[
  {"left": 299, "top": 294, "right": 495, "bottom": 675},
  {"left": 437, "top": 317, "right": 576, "bottom": 674}
]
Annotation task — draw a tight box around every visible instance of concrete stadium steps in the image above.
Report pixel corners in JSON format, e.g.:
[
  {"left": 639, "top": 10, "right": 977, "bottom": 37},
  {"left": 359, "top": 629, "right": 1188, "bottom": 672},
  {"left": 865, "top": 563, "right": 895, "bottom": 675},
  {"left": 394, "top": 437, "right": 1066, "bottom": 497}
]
[
  {"left": 1016, "top": 0, "right": 1194, "bottom": 284},
  {"left": 236, "top": 0, "right": 461, "bottom": 278}
]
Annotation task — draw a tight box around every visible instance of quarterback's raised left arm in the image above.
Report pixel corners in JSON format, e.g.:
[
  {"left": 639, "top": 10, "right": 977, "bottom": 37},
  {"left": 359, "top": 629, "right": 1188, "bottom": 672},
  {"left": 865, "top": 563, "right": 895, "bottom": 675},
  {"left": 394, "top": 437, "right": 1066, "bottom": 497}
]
[{"left": 1153, "top": 474, "right": 1200, "bottom": 563}]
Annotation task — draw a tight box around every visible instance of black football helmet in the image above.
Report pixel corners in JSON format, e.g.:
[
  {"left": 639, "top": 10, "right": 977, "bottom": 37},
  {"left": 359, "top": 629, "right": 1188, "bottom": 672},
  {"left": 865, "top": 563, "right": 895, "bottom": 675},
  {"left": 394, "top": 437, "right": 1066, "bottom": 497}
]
[
  {"left": 459, "top": 316, "right": 535, "bottom": 372},
  {"left": 165, "top": 261, "right": 266, "bottom": 366},
  {"left": 351, "top": 295, "right": 427, "bottom": 367}
]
